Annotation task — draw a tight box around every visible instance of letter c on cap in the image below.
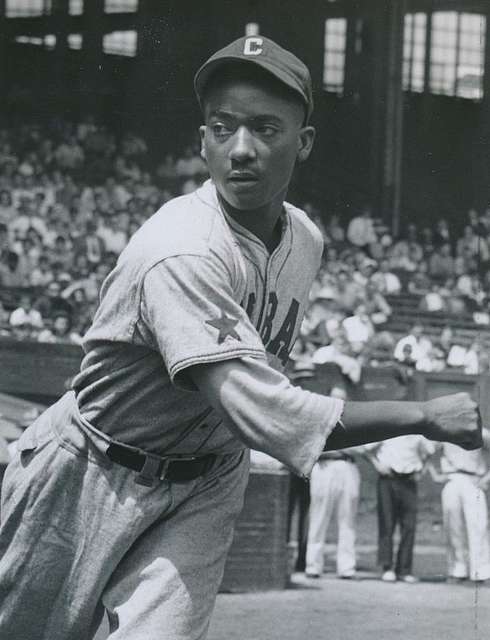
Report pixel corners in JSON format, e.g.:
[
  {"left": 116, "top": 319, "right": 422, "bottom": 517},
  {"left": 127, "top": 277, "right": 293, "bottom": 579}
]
[{"left": 243, "top": 37, "right": 263, "bottom": 56}]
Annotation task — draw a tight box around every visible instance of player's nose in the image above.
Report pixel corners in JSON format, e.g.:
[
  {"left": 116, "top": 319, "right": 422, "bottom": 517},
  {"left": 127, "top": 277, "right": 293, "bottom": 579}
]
[{"left": 229, "top": 126, "right": 256, "bottom": 163}]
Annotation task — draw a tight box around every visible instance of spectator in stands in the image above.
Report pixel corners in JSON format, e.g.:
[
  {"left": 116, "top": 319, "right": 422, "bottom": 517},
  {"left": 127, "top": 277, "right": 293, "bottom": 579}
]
[
  {"left": 120, "top": 130, "right": 148, "bottom": 161},
  {"left": 397, "top": 343, "right": 417, "bottom": 375},
  {"left": 352, "top": 257, "right": 377, "bottom": 288},
  {"left": 362, "top": 281, "right": 392, "bottom": 325},
  {"left": 429, "top": 243, "right": 454, "bottom": 283},
  {"left": 335, "top": 269, "right": 363, "bottom": 313},
  {"left": 457, "top": 225, "right": 489, "bottom": 262},
  {"left": 312, "top": 332, "right": 362, "bottom": 384},
  {"left": 156, "top": 153, "right": 179, "bottom": 193},
  {"left": 419, "top": 283, "right": 446, "bottom": 313},
  {"left": 467, "top": 208, "right": 486, "bottom": 237},
  {"left": 433, "top": 218, "right": 452, "bottom": 248},
  {"left": 364, "top": 331, "right": 397, "bottom": 368},
  {"left": 454, "top": 245, "right": 479, "bottom": 278},
  {"left": 9, "top": 197, "right": 48, "bottom": 241},
  {"left": 346, "top": 205, "right": 378, "bottom": 253},
  {"left": 456, "top": 272, "right": 485, "bottom": 312},
  {"left": 9, "top": 293, "right": 44, "bottom": 332},
  {"left": 175, "top": 144, "right": 207, "bottom": 182},
  {"left": 33, "top": 280, "right": 72, "bottom": 321},
  {"left": 388, "top": 239, "right": 417, "bottom": 273},
  {"left": 420, "top": 226, "right": 434, "bottom": 257},
  {"left": 479, "top": 206, "right": 490, "bottom": 237},
  {"left": 54, "top": 135, "right": 85, "bottom": 172},
  {"left": 73, "top": 220, "right": 105, "bottom": 266},
  {"left": 460, "top": 339, "right": 485, "bottom": 375},
  {"left": 38, "top": 311, "right": 82, "bottom": 345},
  {"left": 0, "top": 250, "right": 29, "bottom": 287},
  {"left": 47, "top": 235, "right": 74, "bottom": 274},
  {"left": 0, "top": 223, "right": 8, "bottom": 261},
  {"left": 394, "top": 323, "right": 432, "bottom": 365},
  {"left": 325, "top": 213, "right": 345, "bottom": 243},
  {"left": 303, "top": 202, "right": 329, "bottom": 243},
  {"left": 97, "top": 212, "right": 128, "bottom": 255},
  {"left": 342, "top": 304, "right": 375, "bottom": 354},
  {"left": 30, "top": 254, "right": 54, "bottom": 287},
  {"left": 371, "top": 258, "right": 402, "bottom": 295},
  {"left": 0, "top": 190, "right": 15, "bottom": 225}
]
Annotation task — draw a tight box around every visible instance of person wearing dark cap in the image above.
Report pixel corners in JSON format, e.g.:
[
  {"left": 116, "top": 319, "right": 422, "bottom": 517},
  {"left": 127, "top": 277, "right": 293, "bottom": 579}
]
[{"left": 0, "top": 36, "right": 482, "bottom": 639}]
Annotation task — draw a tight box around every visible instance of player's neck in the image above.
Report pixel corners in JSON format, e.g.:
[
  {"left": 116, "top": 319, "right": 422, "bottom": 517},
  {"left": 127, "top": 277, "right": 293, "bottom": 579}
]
[{"left": 218, "top": 192, "right": 285, "bottom": 254}]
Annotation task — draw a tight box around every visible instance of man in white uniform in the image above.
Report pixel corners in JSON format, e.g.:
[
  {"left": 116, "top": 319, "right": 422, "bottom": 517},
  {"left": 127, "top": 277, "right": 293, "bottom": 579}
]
[
  {"left": 0, "top": 36, "right": 482, "bottom": 640},
  {"left": 428, "top": 429, "right": 490, "bottom": 582},
  {"left": 306, "top": 385, "right": 361, "bottom": 579}
]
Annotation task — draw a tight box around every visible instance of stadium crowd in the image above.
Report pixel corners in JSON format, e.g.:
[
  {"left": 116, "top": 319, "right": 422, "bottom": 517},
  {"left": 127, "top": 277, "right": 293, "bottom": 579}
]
[
  {"left": 1, "top": 118, "right": 490, "bottom": 379},
  {"left": 0, "top": 118, "right": 208, "bottom": 344}
]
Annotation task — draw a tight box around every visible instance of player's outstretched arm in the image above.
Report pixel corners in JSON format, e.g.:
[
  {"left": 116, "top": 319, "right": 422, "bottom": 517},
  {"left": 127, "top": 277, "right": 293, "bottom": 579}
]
[
  {"left": 326, "top": 392, "right": 482, "bottom": 451},
  {"left": 190, "top": 357, "right": 481, "bottom": 477}
]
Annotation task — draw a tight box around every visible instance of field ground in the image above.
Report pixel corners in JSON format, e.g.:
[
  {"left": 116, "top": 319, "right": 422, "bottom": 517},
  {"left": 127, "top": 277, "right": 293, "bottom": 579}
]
[
  {"left": 208, "top": 570, "right": 489, "bottom": 640},
  {"left": 96, "top": 547, "right": 490, "bottom": 640}
]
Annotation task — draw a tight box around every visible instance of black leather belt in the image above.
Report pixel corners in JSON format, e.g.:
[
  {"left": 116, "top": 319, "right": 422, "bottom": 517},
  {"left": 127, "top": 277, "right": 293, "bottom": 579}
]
[
  {"left": 106, "top": 442, "right": 216, "bottom": 486},
  {"left": 319, "top": 453, "right": 355, "bottom": 463}
]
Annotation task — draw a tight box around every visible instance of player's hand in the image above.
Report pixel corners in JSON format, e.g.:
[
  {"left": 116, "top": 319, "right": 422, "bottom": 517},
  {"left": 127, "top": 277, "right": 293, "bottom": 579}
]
[{"left": 421, "top": 393, "right": 482, "bottom": 450}]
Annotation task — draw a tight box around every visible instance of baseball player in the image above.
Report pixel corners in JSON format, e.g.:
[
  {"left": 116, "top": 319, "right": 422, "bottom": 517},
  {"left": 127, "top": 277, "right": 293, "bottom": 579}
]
[
  {"left": 0, "top": 36, "right": 482, "bottom": 640},
  {"left": 365, "top": 435, "right": 436, "bottom": 582},
  {"left": 305, "top": 385, "right": 362, "bottom": 579},
  {"left": 428, "top": 428, "right": 490, "bottom": 582}
]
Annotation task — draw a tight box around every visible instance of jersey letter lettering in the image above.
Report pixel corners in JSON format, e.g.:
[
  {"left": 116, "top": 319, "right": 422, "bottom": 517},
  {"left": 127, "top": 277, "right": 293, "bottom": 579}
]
[
  {"left": 260, "top": 292, "right": 278, "bottom": 344},
  {"left": 267, "top": 298, "right": 300, "bottom": 365}
]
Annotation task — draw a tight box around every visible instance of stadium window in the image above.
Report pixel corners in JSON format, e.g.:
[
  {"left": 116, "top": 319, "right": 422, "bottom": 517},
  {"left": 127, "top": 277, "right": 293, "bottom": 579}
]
[
  {"left": 104, "top": 0, "right": 138, "bottom": 13},
  {"left": 403, "top": 12, "right": 426, "bottom": 93},
  {"left": 68, "top": 33, "right": 83, "bottom": 50},
  {"left": 103, "top": 30, "right": 137, "bottom": 57},
  {"left": 430, "top": 11, "right": 485, "bottom": 100},
  {"left": 6, "top": 0, "right": 51, "bottom": 17},
  {"left": 15, "top": 34, "right": 56, "bottom": 49},
  {"left": 323, "top": 17, "right": 347, "bottom": 95},
  {"left": 69, "top": 0, "right": 83, "bottom": 16}
]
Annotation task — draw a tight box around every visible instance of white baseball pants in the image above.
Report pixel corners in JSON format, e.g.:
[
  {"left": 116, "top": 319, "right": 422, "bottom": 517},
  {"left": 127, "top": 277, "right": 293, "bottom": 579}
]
[
  {"left": 306, "top": 459, "right": 360, "bottom": 576},
  {"left": 442, "top": 473, "right": 490, "bottom": 581}
]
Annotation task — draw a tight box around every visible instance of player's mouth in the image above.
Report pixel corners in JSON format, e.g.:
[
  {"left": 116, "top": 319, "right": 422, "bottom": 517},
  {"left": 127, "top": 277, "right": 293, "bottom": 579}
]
[{"left": 227, "top": 171, "right": 259, "bottom": 187}]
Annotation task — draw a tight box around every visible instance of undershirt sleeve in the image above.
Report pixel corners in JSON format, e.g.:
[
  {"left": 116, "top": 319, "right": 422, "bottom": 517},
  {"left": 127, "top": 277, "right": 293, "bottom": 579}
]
[{"left": 190, "top": 355, "right": 344, "bottom": 478}]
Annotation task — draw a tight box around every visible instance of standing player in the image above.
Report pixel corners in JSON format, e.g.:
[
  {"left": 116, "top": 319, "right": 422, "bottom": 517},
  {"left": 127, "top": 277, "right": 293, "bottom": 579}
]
[
  {"left": 305, "top": 384, "right": 362, "bottom": 579},
  {"left": 428, "top": 428, "right": 490, "bottom": 582},
  {"left": 0, "top": 36, "right": 482, "bottom": 640}
]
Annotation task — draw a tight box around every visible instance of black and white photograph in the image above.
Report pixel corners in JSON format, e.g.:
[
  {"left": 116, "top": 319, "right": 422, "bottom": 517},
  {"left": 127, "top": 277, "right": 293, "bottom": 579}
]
[{"left": 0, "top": 1, "right": 489, "bottom": 639}]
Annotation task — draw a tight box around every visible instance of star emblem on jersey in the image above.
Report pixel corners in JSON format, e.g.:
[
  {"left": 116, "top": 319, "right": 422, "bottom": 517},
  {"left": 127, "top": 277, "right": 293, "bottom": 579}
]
[{"left": 206, "top": 311, "right": 241, "bottom": 344}]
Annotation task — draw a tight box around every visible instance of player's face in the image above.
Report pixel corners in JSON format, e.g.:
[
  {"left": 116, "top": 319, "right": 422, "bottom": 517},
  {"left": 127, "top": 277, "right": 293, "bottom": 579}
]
[{"left": 200, "top": 79, "right": 315, "bottom": 215}]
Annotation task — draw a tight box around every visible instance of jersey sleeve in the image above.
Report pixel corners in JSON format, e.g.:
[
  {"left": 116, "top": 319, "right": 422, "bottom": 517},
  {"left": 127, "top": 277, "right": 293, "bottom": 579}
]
[
  {"left": 140, "top": 253, "right": 266, "bottom": 389},
  {"left": 190, "top": 355, "right": 345, "bottom": 478}
]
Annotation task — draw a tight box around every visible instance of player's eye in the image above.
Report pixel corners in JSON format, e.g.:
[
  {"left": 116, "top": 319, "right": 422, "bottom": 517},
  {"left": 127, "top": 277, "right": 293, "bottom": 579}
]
[
  {"left": 210, "top": 124, "right": 233, "bottom": 140},
  {"left": 255, "top": 125, "right": 278, "bottom": 139}
]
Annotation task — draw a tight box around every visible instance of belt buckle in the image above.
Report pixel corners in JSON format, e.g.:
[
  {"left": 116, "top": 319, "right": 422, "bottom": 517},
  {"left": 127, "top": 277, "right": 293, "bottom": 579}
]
[
  {"left": 135, "top": 453, "right": 169, "bottom": 487},
  {"left": 159, "top": 458, "right": 171, "bottom": 481}
]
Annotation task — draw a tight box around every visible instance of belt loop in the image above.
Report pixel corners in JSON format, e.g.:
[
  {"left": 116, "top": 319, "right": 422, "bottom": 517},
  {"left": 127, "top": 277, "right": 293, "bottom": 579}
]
[{"left": 135, "top": 453, "right": 165, "bottom": 487}]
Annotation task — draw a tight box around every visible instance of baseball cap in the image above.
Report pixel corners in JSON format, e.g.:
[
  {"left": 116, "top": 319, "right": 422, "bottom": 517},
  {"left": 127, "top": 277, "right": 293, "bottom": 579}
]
[{"left": 194, "top": 35, "right": 314, "bottom": 122}]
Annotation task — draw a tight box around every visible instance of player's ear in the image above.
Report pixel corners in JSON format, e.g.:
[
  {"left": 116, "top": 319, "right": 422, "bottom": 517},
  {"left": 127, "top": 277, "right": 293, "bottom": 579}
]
[
  {"left": 297, "top": 126, "right": 315, "bottom": 163},
  {"left": 199, "top": 125, "right": 207, "bottom": 160}
]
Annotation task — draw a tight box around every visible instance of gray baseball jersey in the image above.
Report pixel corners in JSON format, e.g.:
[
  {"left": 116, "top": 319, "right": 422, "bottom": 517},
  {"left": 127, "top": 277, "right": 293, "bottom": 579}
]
[{"left": 73, "top": 180, "right": 343, "bottom": 475}]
